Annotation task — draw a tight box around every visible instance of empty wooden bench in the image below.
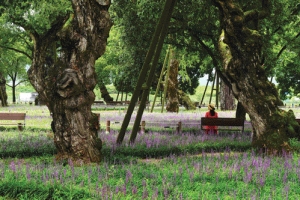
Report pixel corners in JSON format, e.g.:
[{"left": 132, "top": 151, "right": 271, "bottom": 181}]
[
  {"left": 94, "top": 100, "right": 104, "bottom": 105},
  {"left": 201, "top": 117, "right": 245, "bottom": 133},
  {"left": 106, "top": 101, "right": 130, "bottom": 106},
  {"left": 0, "top": 113, "right": 26, "bottom": 131}
]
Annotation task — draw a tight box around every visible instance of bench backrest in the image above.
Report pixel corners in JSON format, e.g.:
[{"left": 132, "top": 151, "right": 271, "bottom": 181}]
[
  {"left": 0, "top": 113, "right": 26, "bottom": 120},
  {"left": 296, "top": 119, "right": 300, "bottom": 124},
  {"left": 201, "top": 117, "right": 244, "bottom": 126}
]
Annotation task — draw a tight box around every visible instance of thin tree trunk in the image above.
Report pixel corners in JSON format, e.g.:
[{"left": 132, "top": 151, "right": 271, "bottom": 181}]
[
  {"left": 0, "top": 73, "right": 8, "bottom": 107},
  {"left": 214, "top": 0, "right": 299, "bottom": 153},
  {"left": 12, "top": 80, "right": 16, "bottom": 103},
  {"left": 27, "top": 0, "right": 112, "bottom": 163}
]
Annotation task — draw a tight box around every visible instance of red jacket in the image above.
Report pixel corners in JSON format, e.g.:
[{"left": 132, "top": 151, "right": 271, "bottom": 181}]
[{"left": 204, "top": 111, "right": 218, "bottom": 131}]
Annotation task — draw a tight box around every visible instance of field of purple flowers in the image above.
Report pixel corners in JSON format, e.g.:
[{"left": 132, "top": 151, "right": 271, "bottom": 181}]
[{"left": 0, "top": 105, "right": 300, "bottom": 199}]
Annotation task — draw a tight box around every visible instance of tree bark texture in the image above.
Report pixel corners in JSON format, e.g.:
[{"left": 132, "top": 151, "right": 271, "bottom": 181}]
[
  {"left": 166, "top": 58, "right": 179, "bottom": 112},
  {"left": 0, "top": 72, "right": 8, "bottom": 107},
  {"left": 27, "top": 0, "right": 112, "bottom": 163},
  {"left": 214, "top": 0, "right": 299, "bottom": 153},
  {"left": 220, "top": 80, "right": 235, "bottom": 110},
  {"left": 98, "top": 79, "right": 113, "bottom": 102}
]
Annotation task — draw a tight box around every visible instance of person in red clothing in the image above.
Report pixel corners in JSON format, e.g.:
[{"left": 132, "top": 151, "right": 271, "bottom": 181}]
[{"left": 204, "top": 103, "right": 218, "bottom": 134}]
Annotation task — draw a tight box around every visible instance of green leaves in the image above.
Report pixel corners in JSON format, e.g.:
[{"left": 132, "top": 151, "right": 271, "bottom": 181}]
[{"left": 1, "top": 0, "right": 71, "bottom": 35}]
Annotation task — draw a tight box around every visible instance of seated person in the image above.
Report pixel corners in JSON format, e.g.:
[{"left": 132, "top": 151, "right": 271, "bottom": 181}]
[{"left": 204, "top": 103, "right": 218, "bottom": 134}]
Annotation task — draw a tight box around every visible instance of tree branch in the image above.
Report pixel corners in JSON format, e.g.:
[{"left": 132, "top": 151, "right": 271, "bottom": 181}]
[
  {"left": 0, "top": 45, "right": 32, "bottom": 60},
  {"left": 244, "top": 0, "right": 270, "bottom": 23},
  {"left": 276, "top": 31, "right": 300, "bottom": 59}
]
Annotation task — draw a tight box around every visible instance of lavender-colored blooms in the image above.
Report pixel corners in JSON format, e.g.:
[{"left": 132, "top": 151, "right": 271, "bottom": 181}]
[
  {"left": 131, "top": 185, "right": 137, "bottom": 195},
  {"left": 125, "top": 170, "right": 132, "bottom": 183},
  {"left": 142, "top": 189, "right": 148, "bottom": 199},
  {"left": 9, "top": 161, "right": 16, "bottom": 173},
  {"left": 1, "top": 110, "right": 300, "bottom": 199}
]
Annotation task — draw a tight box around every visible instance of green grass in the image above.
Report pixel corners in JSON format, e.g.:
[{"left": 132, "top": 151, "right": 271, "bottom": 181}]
[{"left": 1, "top": 99, "right": 300, "bottom": 199}]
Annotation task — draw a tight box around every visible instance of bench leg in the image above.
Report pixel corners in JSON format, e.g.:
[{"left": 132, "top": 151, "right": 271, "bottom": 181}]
[{"left": 18, "top": 123, "right": 23, "bottom": 131}]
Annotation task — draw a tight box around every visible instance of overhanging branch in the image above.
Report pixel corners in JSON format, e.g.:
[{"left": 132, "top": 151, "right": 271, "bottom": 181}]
[{"left": 0, "top": 45, "right": 32, "bottom": 60}]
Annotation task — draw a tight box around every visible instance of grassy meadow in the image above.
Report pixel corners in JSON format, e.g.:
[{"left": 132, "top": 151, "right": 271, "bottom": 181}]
[
  {"left": 1, "top": 85, "right": 300, "bottom": 199},
  {"left": 0, "top": 102, "right": 300, "bottom": 199}
]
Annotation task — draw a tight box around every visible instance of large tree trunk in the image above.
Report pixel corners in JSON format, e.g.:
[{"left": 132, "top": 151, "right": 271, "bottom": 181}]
[
  {"left": 214, "top": 0, "right": 299, "bottom": 153},
  {"left": 166, "top": 58, "right": 179, "bottom": 112},
  {"left": 0, "top": 72, "right": 8, "bottom": 107},
  {"left": 27, "top": 0, "right": 112, "bottom": 163},
  {"left": 220, "top": 80, "right": 235, "bottom": 110}
]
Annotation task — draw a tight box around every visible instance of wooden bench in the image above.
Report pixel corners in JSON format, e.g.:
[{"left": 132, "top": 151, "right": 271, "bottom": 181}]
[
  {"left": 296, "top": 119, "right": 300, "bottom": 124},
  {"left": 94, "top": 100, "right": 104, "bottom": 105},
  {"left": 201, "top": 117, "right": 244, "bottom": 133},
  {"left": 0, "top": 113, "right": 26, "bottom": 131},
  {"left": 106, "top": 101, "right": 130, "bottom": 106}
]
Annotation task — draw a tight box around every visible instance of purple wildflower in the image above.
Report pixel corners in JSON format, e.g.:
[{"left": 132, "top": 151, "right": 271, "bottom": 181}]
[
  {"left": 131, "top": 185, "right": 137, "bottom": 195},
  {"left": 9, "top": 161, "right": 16, "bottom": 173}
]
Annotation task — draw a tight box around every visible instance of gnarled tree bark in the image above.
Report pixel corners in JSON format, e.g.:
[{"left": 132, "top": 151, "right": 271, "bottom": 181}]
[
  {"left": 166, "top": 58, "right": 179, "bottom": 112},
  {"left": 27, "top": 0, "right": 112, "bottom": 163},
  {"left": 220, "top": 80, "right": 235, "bottom": 110},
  {"left": 214, "top": 0, "right": 299, "bottom": 153}
]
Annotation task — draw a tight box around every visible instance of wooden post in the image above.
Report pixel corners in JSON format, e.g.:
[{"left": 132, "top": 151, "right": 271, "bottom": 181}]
[
  {"left": 18, "top": 123, "right": 23, "bottom": 131},
  {"left": 106, "top": 120, "right": 110, "bottom": 134},
  {"left": 96, "top": 113, "right": 101, "bottom": 138},
  {"left": 117, "top": 0, "right": 176, "bottom": 145},
  {"left": 200, "top": 73, "right": 212, "bottom": 106},
  {"left": 161, "top": 48, "right": 172, "bottom": 113},
  {"left": 176, "top": 121, "right": 182, "bottom": 133},
  {"left": 151, "top": 47, "right": 170, "bottom": 113}
]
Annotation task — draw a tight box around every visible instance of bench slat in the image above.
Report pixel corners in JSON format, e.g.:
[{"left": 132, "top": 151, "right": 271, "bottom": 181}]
[
  {"left": 201, "top": 117, "right": 244, "bottom": 126},
  {"left": 201, "top": 117, "right": 244, "bottom": 132},
  {"left": 0, "top": 113, "right": 26, "bottom": 120}
]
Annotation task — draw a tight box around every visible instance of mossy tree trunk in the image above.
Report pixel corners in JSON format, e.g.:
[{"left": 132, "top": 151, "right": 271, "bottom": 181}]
[
  {"left": 166, "top": 58, "right": 179, "bottom": 112},
  {"left": 214, "top": 0, "right": 299, "bottom": 153},
  {"left": 98, "top": 79, "right": 113, "bottom": 102},
  {"left": 27, "top": 0, "right": 112, "bottom": 163},
  {"left": 178, "top": 89, "right": 196, "bottom": 110}
]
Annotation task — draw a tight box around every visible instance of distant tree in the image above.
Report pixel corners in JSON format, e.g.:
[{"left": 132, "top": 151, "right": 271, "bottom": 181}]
[
  {"left": 0, "top": 52, "right": 29, "bottom": 103},
  {"left": 277, "top": 61, "right": 300, "bottom": 100},
  {"left": 94, "top": 26, "right": 123, "bottom": 102}
]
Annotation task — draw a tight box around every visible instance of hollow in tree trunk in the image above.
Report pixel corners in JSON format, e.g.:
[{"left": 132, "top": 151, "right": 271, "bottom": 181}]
[
  {"left": 27, "top": 0, "right": 112, "bottom": 163},
  {"left": 214, "top": 0, "right": 299, "bottom": 153}
]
